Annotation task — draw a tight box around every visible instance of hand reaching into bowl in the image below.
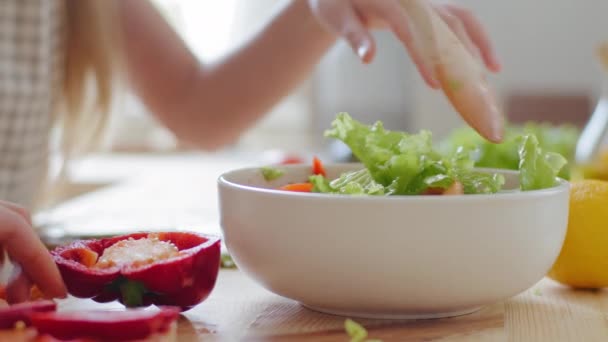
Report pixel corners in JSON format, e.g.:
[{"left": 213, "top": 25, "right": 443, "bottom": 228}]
[{"left": 308, "top": 0, "right": 501, "bottom": 88}]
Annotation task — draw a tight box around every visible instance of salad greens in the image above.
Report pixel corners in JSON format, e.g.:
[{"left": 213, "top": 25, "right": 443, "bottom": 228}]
[
  {"left": 261, "top": 166, "right": 285, "bottom": 181},
  {"left": 310, "top": 170, "right": 387, "bottom": 195},
  {"left": 440, "top": 122, "right": 578, "bottom": 179},
  {"left": 308, "top": 113, "right": 566, "bottom": 195},
  {"left": 518, "top": 134, "right": 568, "bottom": 191}
]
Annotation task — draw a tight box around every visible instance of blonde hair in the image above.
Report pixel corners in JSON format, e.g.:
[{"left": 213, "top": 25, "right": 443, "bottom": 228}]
[
  {"left": 61, "top": 0, "right": 122, "bottom": 157},
  {"left": 37, "top": 1, "right": 123, "bottom": 209}
]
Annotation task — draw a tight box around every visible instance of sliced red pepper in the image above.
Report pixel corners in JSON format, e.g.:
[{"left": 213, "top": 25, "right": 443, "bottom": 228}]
[
  {"left": 0, "top": 300, "right": 56, "bottom": 329},
  {"left": 312, "top": 156, "right": 326, "bottom": 177},
  {"left": 52, "top": 232, "right": 221, "bottom": 311},
  {"left": 30, "top": 306, "right": 179, "bottom": 341},
  {"left": 279, "top": 183, "right": 314, "bottom": 192},
  {"left": 279, "top": 155, "right": 305, "bottom": 165}
]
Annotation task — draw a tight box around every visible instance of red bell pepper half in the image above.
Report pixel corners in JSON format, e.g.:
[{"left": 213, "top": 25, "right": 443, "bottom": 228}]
[
  {"left": 0, "top": 300, "right": 56, "bottom": 329},
  {"left": 31, "top": 306, "right": 179, "bottom": 341},
  {"left": 51, "top": 232, "right": 221, "bottom": 311}
]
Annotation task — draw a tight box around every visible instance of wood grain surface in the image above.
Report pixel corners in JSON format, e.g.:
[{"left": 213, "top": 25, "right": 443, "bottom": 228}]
[{"left": 57, "top": 270, "right": 608, "bottom": 342}]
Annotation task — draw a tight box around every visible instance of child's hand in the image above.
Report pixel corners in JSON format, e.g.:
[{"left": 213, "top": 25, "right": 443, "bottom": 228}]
[
  {"left": 308, "top": 0, "right": 501, "bottom": 88},
  {"left": 0, "top": 200, "right": 66, "bottom": 303}
]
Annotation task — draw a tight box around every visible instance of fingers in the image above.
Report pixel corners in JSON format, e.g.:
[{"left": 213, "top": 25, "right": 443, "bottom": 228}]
[
  {"left": 443, "top": 4, "right": 501, "bottom": 72},
  {"left": 310, "top": 0, "right": 377, "bottom": 63},
  {"left": 344, "top": 20, "right": 376, "bottom": 64},
  {"left": 0, "top": 206, "right": 66, "bottom": 301},
  {"left": 434, "top": 5, "right": 480, "bottom": 61},
  {"left": 356, "top": 0, "right": 439, "bottom": 88},
  {"left": 0, "top": 200, "right": 31, "bottom": 225},
  {"left": 6, "top": 266, "right": 32, "bottom": 303},
  {"left": 309, "top": 0, "right": 500, "bottom": 84}
]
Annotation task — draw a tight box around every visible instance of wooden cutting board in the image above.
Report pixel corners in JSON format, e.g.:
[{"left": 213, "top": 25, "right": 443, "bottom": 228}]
[{"left": 57, "top": 270, "right": 608, "bottom": 342}]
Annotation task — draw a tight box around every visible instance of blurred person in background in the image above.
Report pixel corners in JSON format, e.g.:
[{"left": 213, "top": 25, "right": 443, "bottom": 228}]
[{"left": 0, "top": 0, "right": 499, "bottom": 303}]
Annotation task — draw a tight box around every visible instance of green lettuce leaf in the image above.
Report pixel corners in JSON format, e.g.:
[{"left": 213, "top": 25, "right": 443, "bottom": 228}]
[
  {"left": 310, "top": 170, "right": 387, "bottom": 195},
  {"left": 309, "top": 174, "right": 334, "bottom": 193},
  {"left": 345, "top": 319, "right": 368, "bottom": 342},
  {"left": 325, "top": 113, "right": 503, "bottom": 195},
  {"left": 260, "top": 166, "right": 285, "bottom": 181},
  {"left": 440, "top": 122, "right": 578, "bottom": 179},
  {"left": 518, "top": 134, "right": 567, "bottom": 191}
]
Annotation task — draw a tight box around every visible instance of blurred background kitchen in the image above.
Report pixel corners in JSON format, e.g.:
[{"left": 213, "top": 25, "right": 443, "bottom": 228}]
[
  {"left": 36, "top": 0, "right": 608, "bottom": 243},
  {"left": 100, "top": 0, "right": 608, "bottom": 154}
]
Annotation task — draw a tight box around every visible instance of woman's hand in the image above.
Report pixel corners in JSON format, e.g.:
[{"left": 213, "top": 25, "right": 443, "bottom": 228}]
[
  {"left": 308, "top": 0, "right": 501, "bottom": 88},
  {"left": 0, "top": 201, "right": 66, "bottom": 303}
]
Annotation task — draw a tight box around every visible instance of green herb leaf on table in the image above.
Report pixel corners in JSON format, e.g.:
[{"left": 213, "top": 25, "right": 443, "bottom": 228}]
[
  {"left": 221, "top": 252, "right": 237, "bottom": 269},
  {"left": 345, "top": 319, "right": 382, "bottom": 342}
]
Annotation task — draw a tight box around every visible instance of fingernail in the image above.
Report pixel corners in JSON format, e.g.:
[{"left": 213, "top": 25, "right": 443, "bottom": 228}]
[
  {"left": 357, "top": 41, "right": 370, "bottom": 61},
  {"left": 491, "top": 54, "right": 501, "bottom": 71},
  {"left": 493, "top": 62, "right": 502, "bottom": 72}
]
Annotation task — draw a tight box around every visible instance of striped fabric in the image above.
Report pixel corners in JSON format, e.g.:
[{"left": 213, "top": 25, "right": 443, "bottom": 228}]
[{"left": 0, "top": 0, "right": 65, "bottom": 208}]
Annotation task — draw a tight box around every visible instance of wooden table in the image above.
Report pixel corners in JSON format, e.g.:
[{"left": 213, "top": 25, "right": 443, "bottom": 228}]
[
  {"left": 37, "top": 153, "right": 608, "bottom": 341},
  {"left": 56, "top": 270, "right": 608, "bottom": 342}
]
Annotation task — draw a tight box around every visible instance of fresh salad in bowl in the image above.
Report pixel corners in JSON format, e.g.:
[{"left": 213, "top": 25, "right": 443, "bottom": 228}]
[
  {"left": 440, "top": 121, "right": 579, "bottom": 180},
  {"left": 263, "top": 113, "right": 568, "bottom": 195}
]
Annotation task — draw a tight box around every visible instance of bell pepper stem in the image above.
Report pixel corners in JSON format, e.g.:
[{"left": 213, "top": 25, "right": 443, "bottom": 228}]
[{"left": 116, "top": 279, "right": 147, "bottom": 307}]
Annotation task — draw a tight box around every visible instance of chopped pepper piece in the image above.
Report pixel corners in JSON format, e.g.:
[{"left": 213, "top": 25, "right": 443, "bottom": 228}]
[
  {"left": 279, "top": 183, "right": 314, "bottom": 192},
  {"left": 31, "top": 306, "right": 179, "bottom": 341},
  {"left": 52, "top": 232, "right": 221, "bottom": 311},
  {"left": 312, "top": 156, "right": 327, "bottom": 177},
  {"left": 0, "top": 300, "right": 56, "bottom": 329}
]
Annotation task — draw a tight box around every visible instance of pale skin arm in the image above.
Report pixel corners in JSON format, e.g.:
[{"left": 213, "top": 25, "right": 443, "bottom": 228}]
[
  {"left": 118, "top": 0, "right": 500, "bottom": 151},
  {"left": 118, "top": 0, "right": 335, "bottom": 150}
]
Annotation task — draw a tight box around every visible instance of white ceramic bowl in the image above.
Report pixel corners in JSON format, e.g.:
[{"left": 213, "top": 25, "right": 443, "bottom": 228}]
[{"left": 218, "top": 164, "right": 569, "bottom": 319}]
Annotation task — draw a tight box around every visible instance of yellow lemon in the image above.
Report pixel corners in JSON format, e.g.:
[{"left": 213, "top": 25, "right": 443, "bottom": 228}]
[
  {"left": 578, "top": 149, "right": 608, "bottom": 181},
  {"left": 548, "top": 179, "right": 608, "bottom": 288}
]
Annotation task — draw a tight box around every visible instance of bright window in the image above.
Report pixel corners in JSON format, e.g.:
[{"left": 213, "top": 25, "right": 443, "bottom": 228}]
[
  {"left": 106, "top": 0, "right": 311, "bottom": 153},
  {"left": 150, "top": 0, "right": 239, "bottom": 62}
]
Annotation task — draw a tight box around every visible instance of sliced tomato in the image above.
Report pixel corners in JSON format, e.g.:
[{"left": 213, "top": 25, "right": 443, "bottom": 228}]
[
  {"left": 312, "top": 156, "right": 326, "bottom": 177},
  {"left": 30, "top": 306, "right": 180, "bottom": 341},
  {"left": 279, "top": 183, "right": 314, "bottom": 192},
  {"left": 0, "top": 300, "right": 56, "bottom": 329}
]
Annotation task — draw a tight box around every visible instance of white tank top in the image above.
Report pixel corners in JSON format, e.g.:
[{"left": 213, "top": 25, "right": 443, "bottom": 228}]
[{"left": 0, "top": 0, "right": 65, "bottom": 208}]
